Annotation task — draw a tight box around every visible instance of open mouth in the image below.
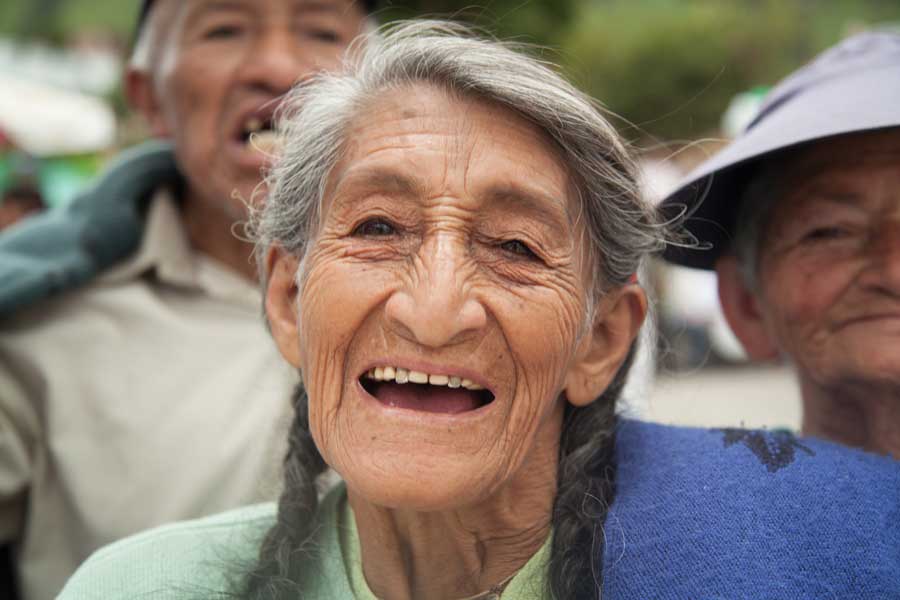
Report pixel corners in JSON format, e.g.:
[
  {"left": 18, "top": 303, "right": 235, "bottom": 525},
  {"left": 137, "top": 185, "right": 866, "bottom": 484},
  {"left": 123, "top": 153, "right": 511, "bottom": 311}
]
[
  {"left": 239, "top": 116, "right": 279, "bottom": 153},
  {"left": 360, "top": 366, "right": 495, "bottom": 415}
]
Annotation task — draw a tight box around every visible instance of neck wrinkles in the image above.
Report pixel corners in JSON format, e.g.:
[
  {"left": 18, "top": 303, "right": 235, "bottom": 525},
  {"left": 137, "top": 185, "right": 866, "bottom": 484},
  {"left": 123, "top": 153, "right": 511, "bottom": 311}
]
[
  {"left": 801, "top": 377, "right": 900, "bottom": 459},
  {"left": 346, "top": 446, "right": 557, "bottom": 600}
]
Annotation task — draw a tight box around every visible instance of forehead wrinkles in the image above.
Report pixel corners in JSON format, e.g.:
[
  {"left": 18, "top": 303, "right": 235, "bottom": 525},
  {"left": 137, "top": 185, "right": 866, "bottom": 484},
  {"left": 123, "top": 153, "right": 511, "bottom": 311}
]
[{"left": 782, "top": 133, "right": 900, "bottom": 188}]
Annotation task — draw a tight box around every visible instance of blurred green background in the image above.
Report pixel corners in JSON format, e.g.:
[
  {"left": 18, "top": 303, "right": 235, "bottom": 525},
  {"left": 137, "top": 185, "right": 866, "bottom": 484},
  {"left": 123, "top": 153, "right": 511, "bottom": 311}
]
[{"left": 1, "top": 0, "right": 899, "bottom": 142}]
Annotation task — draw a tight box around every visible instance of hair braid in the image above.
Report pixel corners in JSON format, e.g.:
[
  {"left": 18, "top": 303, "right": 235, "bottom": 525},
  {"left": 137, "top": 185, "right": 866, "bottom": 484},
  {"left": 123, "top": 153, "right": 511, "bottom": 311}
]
[
  {"left": 241, "top": 384, "right": 325, "bottom": 599},
  {"left": 547, "top": 346, "right": 634, "bottom": 599}
]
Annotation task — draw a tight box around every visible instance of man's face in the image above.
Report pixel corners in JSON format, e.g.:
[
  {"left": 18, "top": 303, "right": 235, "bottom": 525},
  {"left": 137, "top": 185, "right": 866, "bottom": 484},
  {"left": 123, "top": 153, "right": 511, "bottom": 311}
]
[
  {"left": 137, "top": 0, "right": 367, "bottom": 219},
  {"left": 754, "top": 130, "right": 900, "bottom": 392}
]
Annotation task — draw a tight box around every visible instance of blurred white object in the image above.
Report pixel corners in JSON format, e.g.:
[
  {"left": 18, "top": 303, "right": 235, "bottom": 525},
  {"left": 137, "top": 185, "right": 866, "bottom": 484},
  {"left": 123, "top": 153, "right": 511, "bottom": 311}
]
[
  {"left": 660, "top": 264, "right": 747, "bottom": 363},
  {"left": 640, "top": 365, "right": 801, "bottom": 431},
  {"left": 0, "top": 38, "right": 121, "bottom": 96},
  {"left": 639, "top": 158, "right": 683, "bottom": 204},
  {"left": 721, "top": 87, "right": 769, "bottom": 138},
  {"left": 622, "top": 159, "right": 685, "bottom": 408},
  {"left": 0, "top": 75, "right": 116, "bottom": 156}
]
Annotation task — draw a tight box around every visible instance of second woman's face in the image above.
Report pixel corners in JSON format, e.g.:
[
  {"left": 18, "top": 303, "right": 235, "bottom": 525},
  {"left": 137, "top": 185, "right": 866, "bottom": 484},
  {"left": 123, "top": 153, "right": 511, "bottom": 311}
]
[{"left": 291, "top": 85, "right": 596, "bottom": 510}]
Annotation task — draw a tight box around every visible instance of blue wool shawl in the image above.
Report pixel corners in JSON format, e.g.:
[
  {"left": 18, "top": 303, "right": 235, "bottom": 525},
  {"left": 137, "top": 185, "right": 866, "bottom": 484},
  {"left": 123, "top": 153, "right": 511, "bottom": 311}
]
[{"left": 603, "top": 420, "right": 900, "bottom": 599}]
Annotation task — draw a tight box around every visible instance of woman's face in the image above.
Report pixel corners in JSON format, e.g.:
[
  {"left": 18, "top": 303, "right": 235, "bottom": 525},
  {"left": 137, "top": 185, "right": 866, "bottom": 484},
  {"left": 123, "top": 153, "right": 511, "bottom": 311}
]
[
  {"left": 268, "top": 85, "right": 642, "bottom": 510},
  {"left": 755, "top": 130, "right": 900, "bottom": 392}
]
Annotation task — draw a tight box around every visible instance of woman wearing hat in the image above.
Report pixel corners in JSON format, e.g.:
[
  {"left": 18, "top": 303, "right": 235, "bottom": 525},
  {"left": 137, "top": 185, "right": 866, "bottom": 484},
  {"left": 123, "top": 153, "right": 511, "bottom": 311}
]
[{"left": 662, "top": 30, "right": 900, "bottom": 459}]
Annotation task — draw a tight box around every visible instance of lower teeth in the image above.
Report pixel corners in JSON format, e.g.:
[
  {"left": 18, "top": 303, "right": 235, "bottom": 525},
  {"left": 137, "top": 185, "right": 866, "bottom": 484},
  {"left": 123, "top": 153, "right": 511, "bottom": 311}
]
[{"left": 248, "top": 130, "right": 280, "bottom": 153}]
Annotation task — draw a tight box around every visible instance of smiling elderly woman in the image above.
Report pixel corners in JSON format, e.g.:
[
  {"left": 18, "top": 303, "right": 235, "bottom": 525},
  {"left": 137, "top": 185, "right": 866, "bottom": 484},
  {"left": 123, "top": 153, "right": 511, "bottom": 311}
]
[{"left": 252, "top": 20, "right": 657, "bottom": 599}]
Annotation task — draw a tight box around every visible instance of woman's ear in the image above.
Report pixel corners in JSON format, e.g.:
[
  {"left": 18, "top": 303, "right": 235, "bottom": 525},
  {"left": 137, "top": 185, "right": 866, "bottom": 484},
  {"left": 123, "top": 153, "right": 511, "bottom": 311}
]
[
  {"left": 265, "top": 246, "right": 303, "bottom": 368},
  {"left": 716, "top": 254, "right": 779, "bottom": 361},
  {"left": 565, "top": 283, "right": 647, "bottom": 407}
]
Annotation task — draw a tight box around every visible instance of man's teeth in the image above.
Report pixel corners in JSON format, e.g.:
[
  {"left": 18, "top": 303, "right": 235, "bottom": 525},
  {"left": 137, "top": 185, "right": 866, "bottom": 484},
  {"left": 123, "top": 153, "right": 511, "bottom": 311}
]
[
  {"left": 250, "top": 129, "right": 280, "bottom": 153},
  {"left": 365, "top": 367, "right": 484, "bottom": 390},
  {"left": 244, "top": 117, "right": 265, "bottom": 133}
]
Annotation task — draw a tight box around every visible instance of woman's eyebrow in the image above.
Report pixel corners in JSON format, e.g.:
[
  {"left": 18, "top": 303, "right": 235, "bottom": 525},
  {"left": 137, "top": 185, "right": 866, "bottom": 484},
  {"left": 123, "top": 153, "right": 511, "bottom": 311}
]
[
  {"left": 793, "top": 185, "right": 869, "bottom": 210},
  {"left": 331, "top": 168, "right": 570, "bottom": 230},
  {"left": 481, "top": 184, "right": 570, "bottom": 232},
  {"left": 332, "top": 167, "right": 423, "bottom": 199}
]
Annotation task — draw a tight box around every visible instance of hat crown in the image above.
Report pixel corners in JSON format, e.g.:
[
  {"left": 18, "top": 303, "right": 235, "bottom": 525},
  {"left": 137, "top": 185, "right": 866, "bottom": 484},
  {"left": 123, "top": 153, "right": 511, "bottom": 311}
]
[{"left": 748, "top": 30, "right": 900, "bottom": 132}]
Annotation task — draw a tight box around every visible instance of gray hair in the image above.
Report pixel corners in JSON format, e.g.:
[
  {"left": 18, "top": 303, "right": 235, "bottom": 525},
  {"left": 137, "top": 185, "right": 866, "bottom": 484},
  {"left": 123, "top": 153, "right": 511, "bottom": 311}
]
[
  {"left": 731, "top": 158, "right": 787, "bottom": 289},
  {"left": 251, "top": 20, "right": 664, "bottom": 312},
  {"left": 242, "top": 20, "right": 664, "bottom": 600}
]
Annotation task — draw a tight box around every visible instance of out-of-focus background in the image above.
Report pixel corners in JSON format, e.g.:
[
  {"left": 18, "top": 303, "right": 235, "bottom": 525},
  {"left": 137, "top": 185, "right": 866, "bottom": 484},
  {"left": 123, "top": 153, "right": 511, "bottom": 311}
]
[{"left": 2, "top": 0, "right": 898, "bottom": 429}]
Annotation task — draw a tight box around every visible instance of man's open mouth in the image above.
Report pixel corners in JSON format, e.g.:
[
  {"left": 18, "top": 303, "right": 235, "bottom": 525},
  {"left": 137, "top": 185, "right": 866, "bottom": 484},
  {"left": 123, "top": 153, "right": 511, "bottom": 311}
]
[
  {"left": 239, "top": 116, "right": 279, "bottom": 153},
  {"left": 360, "top": 366, "right": 495, "bottom": 414}
]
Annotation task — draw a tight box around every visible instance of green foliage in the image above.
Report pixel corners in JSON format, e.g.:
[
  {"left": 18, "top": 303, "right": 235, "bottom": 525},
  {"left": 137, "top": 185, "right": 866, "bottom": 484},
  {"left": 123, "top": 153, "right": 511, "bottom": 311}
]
[
  {"left": 0, "top": 0, "right": 138, "bottom": 40},
  {"left": 379, "top": 0, "right": 573, "bottom": 44},
  {"left": 562, "top": 0, "right": 825, "bottom": 140}
]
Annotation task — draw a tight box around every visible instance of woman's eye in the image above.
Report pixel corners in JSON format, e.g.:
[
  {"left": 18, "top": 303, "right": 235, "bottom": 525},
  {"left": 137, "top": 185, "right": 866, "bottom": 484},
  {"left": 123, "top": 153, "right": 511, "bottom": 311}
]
[
  {"left": 352, "top": 219, "right": 397, "bottom": 237},
  {"left": 500, "top": 239, "right": 538, "bottom": 259}
]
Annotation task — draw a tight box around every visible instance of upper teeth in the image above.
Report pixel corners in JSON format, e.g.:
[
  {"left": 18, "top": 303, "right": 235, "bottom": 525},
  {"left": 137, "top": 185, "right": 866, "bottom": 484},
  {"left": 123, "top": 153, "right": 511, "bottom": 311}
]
[
  {"left": 245, "top": 117, "right": 267, "bottom": 133},
  {"left": 365, "top": 367, "right": 484, "bottom": 390}
]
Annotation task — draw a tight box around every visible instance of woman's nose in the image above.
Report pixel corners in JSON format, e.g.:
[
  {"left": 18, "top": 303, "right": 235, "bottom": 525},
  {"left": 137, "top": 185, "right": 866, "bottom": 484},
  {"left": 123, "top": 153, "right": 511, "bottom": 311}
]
[
  {"left": 384, "top": 238, "right": 487, "bottom": 348},
  {"left": 862, "top": 218, "right": 900, "bottom": 297}
]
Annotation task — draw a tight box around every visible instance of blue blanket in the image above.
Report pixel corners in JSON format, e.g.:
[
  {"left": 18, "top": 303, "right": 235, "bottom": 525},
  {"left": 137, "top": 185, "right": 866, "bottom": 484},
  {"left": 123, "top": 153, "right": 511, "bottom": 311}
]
[{"left": 603, "top": 420, "right": 900, "bottom": 599}]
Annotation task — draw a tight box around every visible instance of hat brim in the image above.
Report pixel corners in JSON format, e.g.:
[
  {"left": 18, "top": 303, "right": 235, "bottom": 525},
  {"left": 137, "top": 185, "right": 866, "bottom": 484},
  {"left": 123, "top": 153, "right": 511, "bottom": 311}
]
[{"left": 661, "top": 61, "right": 900, "bottom": 270}]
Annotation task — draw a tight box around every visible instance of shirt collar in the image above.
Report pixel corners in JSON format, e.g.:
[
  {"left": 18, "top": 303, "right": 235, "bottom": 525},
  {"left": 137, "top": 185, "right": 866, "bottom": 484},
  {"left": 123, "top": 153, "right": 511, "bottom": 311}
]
[{"left": 98, "top": 188, "right": 260, "bottom": 309}]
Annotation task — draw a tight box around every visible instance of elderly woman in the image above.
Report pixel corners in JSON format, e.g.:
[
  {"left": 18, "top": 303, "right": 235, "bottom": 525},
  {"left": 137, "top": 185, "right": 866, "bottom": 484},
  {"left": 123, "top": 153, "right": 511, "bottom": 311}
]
[
  {"left": 59, "top": 21, "right": 900, "bottom": 600},
  {"left": 661, "top": 31, "right": 900, "bottom": 458}
]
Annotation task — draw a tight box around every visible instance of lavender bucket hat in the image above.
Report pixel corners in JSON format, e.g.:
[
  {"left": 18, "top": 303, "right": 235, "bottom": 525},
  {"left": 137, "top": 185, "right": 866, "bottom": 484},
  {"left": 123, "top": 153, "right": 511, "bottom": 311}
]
[{"left": 661, "top": 30, "right": 900, "bottom": 270}]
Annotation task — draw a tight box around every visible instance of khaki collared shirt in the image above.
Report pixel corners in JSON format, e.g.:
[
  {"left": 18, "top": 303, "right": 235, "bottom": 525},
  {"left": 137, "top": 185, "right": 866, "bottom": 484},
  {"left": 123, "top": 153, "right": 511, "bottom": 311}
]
[{"left": 0, "top": 191, "right": 295, "bottom": 600}]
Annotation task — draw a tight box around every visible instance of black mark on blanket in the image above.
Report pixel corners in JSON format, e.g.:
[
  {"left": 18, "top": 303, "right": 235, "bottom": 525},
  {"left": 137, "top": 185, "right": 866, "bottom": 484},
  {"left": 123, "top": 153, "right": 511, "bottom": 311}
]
[{"left": 719, "top": 429, "right": 814, "bottom": 473}]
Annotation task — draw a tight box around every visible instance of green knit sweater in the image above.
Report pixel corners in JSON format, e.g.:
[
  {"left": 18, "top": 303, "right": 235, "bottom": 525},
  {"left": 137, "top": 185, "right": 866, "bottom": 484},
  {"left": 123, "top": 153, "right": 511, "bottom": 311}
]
[{"left": 57, "top": 484, "right": 550, "bottom": 599}]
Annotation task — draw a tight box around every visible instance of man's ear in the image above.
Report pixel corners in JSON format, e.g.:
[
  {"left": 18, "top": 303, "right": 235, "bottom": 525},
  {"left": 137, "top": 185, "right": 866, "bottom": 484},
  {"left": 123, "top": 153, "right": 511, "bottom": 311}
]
[
  {"left": 716, "top": 254, "right": 779, "bottom": 360},
  {"left": 565, "top": 284, "right": 647, "bottom": 407},
  {"left": 124, "top": 67, "right": 171, "bottom": 138},
  {"left": 265, "top": 247, "right": 303, "bottom": 368}
]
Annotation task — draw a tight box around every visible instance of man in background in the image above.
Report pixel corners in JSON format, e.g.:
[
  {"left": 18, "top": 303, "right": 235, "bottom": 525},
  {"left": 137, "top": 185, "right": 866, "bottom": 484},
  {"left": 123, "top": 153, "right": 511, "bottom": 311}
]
[
  {"left": 661, "top": 31, "right": 900, "bottom": 459},
  {"left": 0, "top": 1, "right": 372, "bottom": 597}
]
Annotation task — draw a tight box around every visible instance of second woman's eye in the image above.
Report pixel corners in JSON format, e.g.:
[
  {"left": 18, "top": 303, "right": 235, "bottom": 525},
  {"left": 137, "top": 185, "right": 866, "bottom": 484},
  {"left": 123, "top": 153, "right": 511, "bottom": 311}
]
[
  {"left": 500, "top": 239, "right": 538, "bottom": 259},
  {"left": 352, "top": 218, "right": 397, "bottom": 237},
  {"left": 802, "top": 225, "right": 850, "bottom": 242}
]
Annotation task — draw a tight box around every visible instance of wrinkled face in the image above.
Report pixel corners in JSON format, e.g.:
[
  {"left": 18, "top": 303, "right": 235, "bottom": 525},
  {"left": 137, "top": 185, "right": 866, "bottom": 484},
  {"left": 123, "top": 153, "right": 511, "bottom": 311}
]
[
  {"left": 286, "top": 86, "right": 606, "bottom": 510},
  {"left": 142, "top": 0, "right": 366, "bottom": 218},
  {"left": 756, "top": 130, "right": 900, "bottom": 392}
]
